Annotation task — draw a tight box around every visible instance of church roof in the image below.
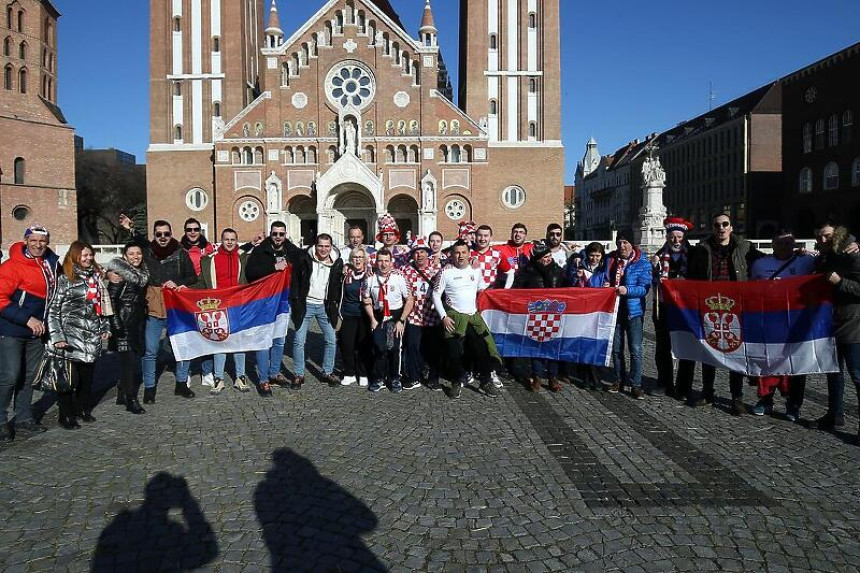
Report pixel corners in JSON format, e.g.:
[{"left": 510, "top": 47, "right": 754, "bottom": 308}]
[{"left": 420, "top": 0, "right": 436, "bottom": 31}]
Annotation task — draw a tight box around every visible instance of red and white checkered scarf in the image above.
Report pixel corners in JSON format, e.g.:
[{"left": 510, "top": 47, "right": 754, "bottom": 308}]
[{"left": 656, "top": 243, "right": 688, "bottom": 279}]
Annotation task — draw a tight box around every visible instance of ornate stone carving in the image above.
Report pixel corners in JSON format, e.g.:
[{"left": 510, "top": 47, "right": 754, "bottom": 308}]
[
  {"left": 292, "top": 92, "right": 308, "bottom": 109},
  {"left": 394, "top": 91, "right": 410, "bottom": 108}
]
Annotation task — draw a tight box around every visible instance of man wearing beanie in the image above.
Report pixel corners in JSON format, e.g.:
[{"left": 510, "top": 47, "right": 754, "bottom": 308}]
[
  {"left": 598, "top": 230, "right": 652, "bottom": 399},
  {"left": 651, "top": 217, "right": 695, "bottom": 400}
]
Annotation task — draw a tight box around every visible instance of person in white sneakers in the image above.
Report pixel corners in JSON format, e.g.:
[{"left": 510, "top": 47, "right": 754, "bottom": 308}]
[{"left": 337, "top": 247, "right": 373, "bottom": 387}]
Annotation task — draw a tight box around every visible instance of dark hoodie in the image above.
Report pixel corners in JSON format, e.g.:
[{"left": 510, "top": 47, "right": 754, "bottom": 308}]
[{"left": 818, "top": 227, "right": 860, "bottom": 344}]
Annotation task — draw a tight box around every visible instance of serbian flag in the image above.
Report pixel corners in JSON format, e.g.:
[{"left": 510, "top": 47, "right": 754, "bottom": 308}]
[
  {"left": 478, "top": 288, "right": 619, "bottom": 366},
  {"left": 662, "top": 275, "right": 838, "bottom": 376},
  {"left": 163, "top": 271, "right": 291, "bottom": 361}
]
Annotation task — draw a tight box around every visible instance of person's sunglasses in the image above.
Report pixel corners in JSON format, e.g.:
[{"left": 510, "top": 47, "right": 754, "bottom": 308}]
[
  {"left": 271, "top": 232, "right": 286, "bottom": 237},
  {"left": 155, "top": 231, "right": 172, "bottom": 238},
  {"left": 713, "top": 221, "right": 731, "bottom": 229},
  {"left": 548, "top": 231, "right": 562, "bottom": 236},
  {"left": 185, "top": 227, "right": 200, "bottom": 232}
]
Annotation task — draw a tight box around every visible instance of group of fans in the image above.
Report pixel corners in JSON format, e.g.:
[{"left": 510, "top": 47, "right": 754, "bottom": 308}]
[{"left": 1, "top": 210, "right": 858, "bottom": 443}]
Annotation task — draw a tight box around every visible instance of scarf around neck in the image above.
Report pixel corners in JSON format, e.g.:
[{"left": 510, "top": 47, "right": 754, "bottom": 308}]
[{"left": 150, "top": 239, "right": 181, "bottom": 261}]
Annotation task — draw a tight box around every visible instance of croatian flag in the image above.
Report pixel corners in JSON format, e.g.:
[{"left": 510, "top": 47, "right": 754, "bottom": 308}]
[
  {"left": 662, "top": 275, "right": 838, "bottom": 376},
  {"left": 163, "top": 271, "right": 291, "bottom": 362},
  {"left": 478, "top": 288, "right": 619, "bottom": 367}
]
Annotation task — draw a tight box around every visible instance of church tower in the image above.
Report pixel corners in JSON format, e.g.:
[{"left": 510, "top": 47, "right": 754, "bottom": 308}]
[
  {"left": 458, "top": 0, "right": 561, "bottom": 144},
  {"left": 147, "top": 0, "right": 265, "bottom": 234}
]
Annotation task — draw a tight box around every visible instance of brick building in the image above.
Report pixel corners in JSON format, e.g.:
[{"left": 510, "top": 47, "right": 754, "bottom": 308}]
[
  {"left": 147, "top": 0, "right": 564, "bottom": 245},
  {"left": 781, "top": 42, "right": 859, "bottom": 236},
  {"left": 0, "top": 0, "right": 76, "bottom": 247}
]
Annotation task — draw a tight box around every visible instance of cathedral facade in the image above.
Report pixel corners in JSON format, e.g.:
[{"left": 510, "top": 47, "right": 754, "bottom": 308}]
[{"left": 147, "top": 0, "right": 563, "bottom": 245}]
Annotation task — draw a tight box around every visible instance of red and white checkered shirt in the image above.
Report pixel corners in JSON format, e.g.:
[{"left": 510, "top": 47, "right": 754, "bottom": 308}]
[
  {"left": 470, "top": 247, "right": 502, "bottom": 289},
  {"left": 399, "top": 263, "right": 441, "bottom": 326},
  {"left": 369, "top": 244, "right": 411, "bottom": 270}
]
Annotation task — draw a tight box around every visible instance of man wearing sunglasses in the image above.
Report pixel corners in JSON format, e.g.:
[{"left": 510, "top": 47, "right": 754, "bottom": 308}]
[
  {"left": 179, "top": 218, "right": 216, "bottom": 388},
  {"left": 246, "top": 221, "right": 293, "bottom": 396},
  {"left": 687, "top": 213, "right": 764, "bottom": 415},
  {"left": 123, "top": 216, "right": 198, "bottom": 402},
  {"left": 545, "top": 223, "right": 571, "bottom": 267}
]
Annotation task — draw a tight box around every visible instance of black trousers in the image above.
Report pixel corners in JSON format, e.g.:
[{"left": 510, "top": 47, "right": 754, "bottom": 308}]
[
  {"left": 58, "top": 361, "right": 95, "bottom": 419},
  {"left": 700, "top": 364, "right": 744, "bottom": 400},
  {"left": 444, "top": 326, "right": 494, "bottom": 384},
  {"left": 403, "top": 323, "right": 442, "bottom": 384},
  {"left": 338, "top": 315, "right": 373, "bottom": 377},
  {"left": 118, "top": 351, "right": 141, "bottom": 397},
  {"left": 655, "top": 305, "right": 695, "bottom": 394},
  {"left": 371, "top": 310, "right": 404, "bottom": 383}
]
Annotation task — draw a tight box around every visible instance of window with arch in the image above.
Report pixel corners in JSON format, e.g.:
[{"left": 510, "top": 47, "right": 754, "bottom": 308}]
[
  {"left": 828, "top": 114, "right": 839, "bottom": 147},
  {"left": 397, "top": 145, "right": 407, "bottom": 163},
  {"left": 173, "top": 125, "right": 182, "bottom": 141},
  {"left": 295, "top": 146, "right": 305, "bottom": 164},
  {"left": 173, "top": 17, "right": 181, "bottom": 32},
  {"left": 17, "top": 9, "right": 23, "bottom": 32},
  {"left": 173, "top": 81, "right": 181, "bottom": 96},
  {"left": 3, "top": 64, "right": 12, "bottom": 90},
  {"left": 17, "top": 67, "right": 25, "bottom": 93},
  {"left": 439, "top": 144, "right": 448, "bottom": 162},
  {"left": 308, "top": 146, "right": 317, "bottom": 163},
  {"left": 489, "top": 34, "right": 497, "bottom": 50},
  {"left": 45, "top": 19, "right": 53, "bottom": 46},
  {"left": 844, "top": 109, "right": 854, "bottom": 144},
  {"left": 385, "top": 145, "right": 395, "bottom": 163},
  {"left": 489, "top": 99, "right": 498, "bottom": 115},
  {"left": 528, "top": 122, "right": 536, "bottom": 139},
  {"left": 231, "top": 147, "right": 240, "bottom": 164},
  {"left": 409, "top": 145, "right": 419, "bottom": 163},
  {"left": 815, "top": 118, "right": 825, "bottom": 149},
  {"left": 852, "top": 157, "right": 860, "bottom": 187},
  {"left": 5, "top": 7, "right": 11, "bottom": 28},
  {"left": 185, "top": 188, "right": 209, "bottom": 211},
  {"left": 213, "top": 101, "right": 221, "bottom": 117},
  {"left": 365, "top": 145, "right": 375, "bottom": 163},
  {"left": 463, "top": 145, "right": 472, "bottom": 162},
  {"left": 802, "top": 122, "right": 812, "bottom": 153},
  {"left": 254, "top": 147, "right": 264, "bottom": 164},
  {"left": 798, "top": 167, "right": 812, "bottom": 193},
  {"left": 450, "top": 145, "right": 461, "bottom": 163},
  {"left": 284, "top": 147, "right": 294, "bottom": 164},
  {"left": 3, "top": 37, "right": 9, "bottom": 56},
  {"left": 824, "top": 161, "right": 839, "bottom": 190},
  {"left": 529, "top": 78, "right": 536, "bottom": 93},
  {"left": 243, "top": 147, "right": 253, "bottom": 164},
  {"left": 212, "top": 36, "right": 220, "bottom": 52},
  {"left": 13, "top": 157, "right": 25, "bottom": 184},
  {"left": 18, "top": 41, "right": 25, "bottom": 59},
  {"left": 335, "top": 11, "right": 344, "bottom": 34},
  {"left": 501, "top": 185, "right": 526, "bottom": 208},
  {"left": 528, "top": 12, "right": 536, "bottom": 28}
]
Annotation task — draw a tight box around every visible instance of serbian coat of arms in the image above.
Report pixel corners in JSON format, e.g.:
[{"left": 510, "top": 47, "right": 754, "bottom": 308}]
[
  {"left": 525, "top": 299, "right": 566, "bottom": 343},
  {"left": 196, "top": 297, "right": 230, "bottom": 342},
  {"left": 703, "top": 293, "right": 742, "bottom": 352}
]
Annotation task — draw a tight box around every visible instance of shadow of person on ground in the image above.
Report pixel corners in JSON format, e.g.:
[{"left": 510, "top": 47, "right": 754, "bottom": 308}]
[
  {"left": 255, "top": 448, "right": 386, "bottom": 572},
  {"left": 91, "top": 472, "right": 218, "bottom": 572}
]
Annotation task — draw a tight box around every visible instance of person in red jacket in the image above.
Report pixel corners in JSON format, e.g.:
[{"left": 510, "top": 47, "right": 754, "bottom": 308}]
[
  {"left": 0, "top": 225, "right": 59, "bottom": 442},
  {"left": 180, "top": 217, "right": 215, "bottom": 275},
  {"left": 497, "top": 222, "right": 534, "bottom": 288}
]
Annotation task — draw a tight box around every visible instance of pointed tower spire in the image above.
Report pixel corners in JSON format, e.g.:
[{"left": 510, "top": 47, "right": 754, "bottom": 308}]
[
  {"left": 419, "top": 0, "right": 437, "bottom": 47},
  {"left": 265, "top": 0, "right": 284, "bottom": 48}
]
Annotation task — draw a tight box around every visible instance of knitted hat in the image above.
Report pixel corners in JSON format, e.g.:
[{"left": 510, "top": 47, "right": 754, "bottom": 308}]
[
  {"left": 530, "top": 240, "right": 552, "bottom": 262},
  {"left": 457, "top": 220, "right": 477, "bottom": 240},
  {"left": 24, "top": 224, "right": 49, "bottom": 238},
  {"left": 409, "top": 236, "right": 432, "bottom": 256},
  {"left": 663, "top": 217, "right": 694, "bottom": 235},
  {"left": 615, "top": 229, "right": 635, "bottom": 245},
  {"left": 375, "top": 213, "right": 400, "bottom": 243}
]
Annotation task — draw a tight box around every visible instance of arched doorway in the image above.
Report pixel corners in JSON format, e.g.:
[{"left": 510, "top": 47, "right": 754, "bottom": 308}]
[
  {"left": 287, "top": 195, "right": 316, "bottom": 246},
  {"left": 388, "top": 194, "right": 419, "bottom": 243},
  {"left": 332, "top": 187, "right": 376, "bottom": 244}
]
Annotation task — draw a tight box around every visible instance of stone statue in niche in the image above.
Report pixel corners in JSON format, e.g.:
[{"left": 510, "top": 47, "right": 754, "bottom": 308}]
[
  {"left": 398, "top": 120, "right": 406, "bottom": 136},
  {"left": 283, "top": 122, "right": 292, "bottom": 137},
  {"left": 409, "top": 120, "right": 419, "bottom": 135},
  {"left": 451, "top": 121, "right": 460, "bottom": 135},
  {"left": 422, "top": 180, "right": 435, "bottom": 211},
  {"left": 267, "top": 183, "right": 280, "bottom": 212},
  {"left": 327, "top": 121, "right": 337, "bottom": 136},
  {"left": 439, "top": 121, "right": 447, "bottom": 135},
  {"left": 385, "top": 120, "right": 394, "bottom": 136},
  {"left": 308, "top": 121, "right": 317, "bottom": 136},
  {"left": 242, "top": 123, "right": 250, "bottom": 137},
  {"left": 365, "top": 120, "right": 374, "bottom": 136},
  {"left": 255, "top": 123, "right": 263, "bottom": 137},
  {"left": 341, "top": 116, "right": 358, "bottom": 156},
  {"left": 295, "top": 122, "right": 304, "bottom": 137}
]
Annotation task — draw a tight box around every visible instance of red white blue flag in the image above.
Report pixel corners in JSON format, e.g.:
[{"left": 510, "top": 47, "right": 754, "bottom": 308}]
[
  {"left": 163, "top": 271, "right": 291, "bottom": 362},
  {"left": 661, "top": 275, "right": 838, "bottom": 376},
  {"left": 478, "top": 288, "right": 619, "bottom": 367}
]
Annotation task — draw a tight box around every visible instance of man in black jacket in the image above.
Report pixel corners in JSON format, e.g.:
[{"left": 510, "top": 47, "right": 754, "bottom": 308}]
[
  {"left": 283, "top": 233, "right": 344, "bottom": 389},
  {"left": 246, "top": 221, "right": 292, "bottom": 396},
  {"left": 687, "top": 213, "right": 763, "bottom": 415}
]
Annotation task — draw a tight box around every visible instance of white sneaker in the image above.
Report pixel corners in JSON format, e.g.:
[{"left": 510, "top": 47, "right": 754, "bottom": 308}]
[
  {"left": 466, "top": 372, "right": 476, "bottom": 386},
  {"left": 341, "top": 375, "right": 357, "bottom": 386},
  {"left": 201, "top": 373, "right": 215, "bottom": 388},
  {"left": 358, "top": 376, "right": 369, "bottom": 387},
  {"left": 491, "top": 371, "right": 503, "bottom": 388}
]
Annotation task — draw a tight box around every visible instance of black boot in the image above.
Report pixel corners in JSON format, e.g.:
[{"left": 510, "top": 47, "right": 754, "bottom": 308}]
[
  {"left": 125, "top": 395, "right": 146, "bottom": 415},
  {"left": 174, "top": 382, "right": 195, "bottom": 398},
  {"left": 143, "top": 387, "right": 156, "bottom": 404}
]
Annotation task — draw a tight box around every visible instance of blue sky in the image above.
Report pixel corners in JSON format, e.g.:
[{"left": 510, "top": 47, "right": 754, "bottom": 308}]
[{"left": 56, "top": 0, "right": 860, "bottom": 183}]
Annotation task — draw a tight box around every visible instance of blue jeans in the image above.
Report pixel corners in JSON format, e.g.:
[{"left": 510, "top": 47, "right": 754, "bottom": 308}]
[
  {"left": 532, "top": 359, "right": 559, "bottom": 379},
  {"left": 214, "top": 353, "right": 246, "bottom": 379},
  {"left": 256, "top": 336, "right": 286, "bottom": 381},
  {"left": 292, "top": 304, "right": 336, "bottom": 377},
  {"left": 142, "top": 317, "right": 190, "bottom": 388},
  {"left": 0, "top": 335, "right": 43, "bottom": 425},
  {"left": 612, "top": 312, "right": 643, "bottom": 388}
]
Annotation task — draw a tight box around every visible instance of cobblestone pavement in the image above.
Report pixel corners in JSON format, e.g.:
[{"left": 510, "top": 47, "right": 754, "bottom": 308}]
[{"left": 2, "top": 316, "right": 860, "bottom": 572}]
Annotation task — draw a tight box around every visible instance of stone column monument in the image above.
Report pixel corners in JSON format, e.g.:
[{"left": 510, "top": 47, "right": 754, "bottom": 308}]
[{"left": 635, "top": 144, "right": 668, "bottom": 254}]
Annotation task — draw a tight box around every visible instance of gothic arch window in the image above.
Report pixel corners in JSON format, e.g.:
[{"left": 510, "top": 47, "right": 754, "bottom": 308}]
[
  {"left": 281, "top": 62, "right": 289, "bottom": 86},
  {"left": 18, "top": 40, "right": 25, "bottom": 59},
  {"left": 3, "top": 37, "right": 9, "bottom": 56},
  {"left": 828, "top": 114, "right": 839, "bottom": 147},
  {"left": 301, "top": 43, "right": 309, "bottom": 66},
  {"left": 284, "top": 147, "right": 294, "bottom": 164},
  {"left": 231, "top": 147, "right": 241, "bottom": 164},
  {"left": 799, "top": 167, "right": 812, "bottom": 193},
  {"left": 17, "top": 67, "right": 25, "bottom": 93},
  {"left": 385, "top": 145, "right": 395, "bottom": 163},
  {"left": 213, "top": 101, "right": 221, "bottom": 117},
  {"left": 212, "top": 36, "right": 220, "bottom": 52},
  {"left": 243, "top": 147, "right": 253, "bottom": 164},
  {"left": 327, "top": 145, "right": 337, "bottom": 163},
  {"left": 844, "top": 109, "right": 854, "bottom": 144},
  {"left": 409, "top": 145, "right": 419, "bottom": 163},
  {"left": 463, "top": 145, "right": 472, "bottom": 162},
  {"left": 16, "top": 9, "right": 23, "bottom": 32},
  {"left": 335, "top": 11, "right": 344, "bottom": 34},
  {"left": 383, "top": 33, "right": 390, "bottom": 56},
  {"left": 13, "top": 157, "right": 25, "bottom": 184},
  {"left": 368, "top": 21, "right": 376, "bottom": 44},
  {"left": 173, "top": 17, "right": 181, "bottom": 32},
  {"left": 393, "top": 43, "right": 401, "bottom": 64},
  {"left": 174, "top": 125, "right": 182, "bottom": 141},
  {"left": 489, "top": 34, "right": 497, "bottom": 50},
  {"left": 5, "top": 7, "right": 11, "bottom": 28},
  {"left": 815, "top": 118, "right": 825, "bottom": 149},
  {"left": 357, "top": 11, "right": 366, "bottom": 34},
  {"left": 364, "top": 145, "right": 375, "bottom": 163},
  {"left": 324, "top": 21, "right": 333, "bottom": 45},
  {"left": 450, "top": 145, "right": 461, "bottom": 163},
  {"left": 397, "top": 145, "right": 407, "bottom": 163},
  {"left": 254, "top": 146, "right": 264, "bottom": 164},
  {"left": 824, "top": 161, "right": 839, "bottom": 190},
  {"left": 439, "top": 145, "right": 448, "bottom": 162},
  {"left": 308, "top": 146, "right": 317, "bottom": 163},
  {"left": 489, "top": 99, "right": 498, "bottom": 115},
  {"left": 3, "top": 64, "right": 12, "bottom": 90},
  {"left": 344, "top": 1, "right": 355, "bottom": 24},
  {"left": 802, "top": 122, "right": 812, "bottom": 153},
  {"left": 295, "top": 146, "right": 305, "bottom": 164}
]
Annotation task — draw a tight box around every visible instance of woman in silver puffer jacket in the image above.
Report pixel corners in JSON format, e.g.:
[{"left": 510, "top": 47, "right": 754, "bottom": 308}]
[{"left": 46, "top": 241, "right": 112, "bottom": 429}]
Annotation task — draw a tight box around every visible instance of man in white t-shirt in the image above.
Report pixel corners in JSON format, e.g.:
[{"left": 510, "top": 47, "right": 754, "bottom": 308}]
[
  {"left": 433, "top": 240, "right": 502, "bottom": 399},
  {"left": 363, "top": 248, "right": 414, "bottom": 393}
]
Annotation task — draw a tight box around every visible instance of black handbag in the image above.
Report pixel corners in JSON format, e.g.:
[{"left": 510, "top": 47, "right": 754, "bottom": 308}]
[{"left": 32, "top": 354, "right": 73, "bottom": 393}]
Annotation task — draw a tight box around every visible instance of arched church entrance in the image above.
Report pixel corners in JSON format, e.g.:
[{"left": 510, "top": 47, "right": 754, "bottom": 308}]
[
  {"left": 332, "top": 187, "right": 376, "bottom": 244},
  {"left": 287, "top": 195, "right": 316, "bottom": 245},
  {"left": 388, "top": 194, "right": 419, "bottom": 243}
]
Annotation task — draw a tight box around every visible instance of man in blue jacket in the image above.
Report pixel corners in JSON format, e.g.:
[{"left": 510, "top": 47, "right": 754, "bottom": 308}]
[{"left": 598, "top": 230, "right": 652, "bottom": 399}]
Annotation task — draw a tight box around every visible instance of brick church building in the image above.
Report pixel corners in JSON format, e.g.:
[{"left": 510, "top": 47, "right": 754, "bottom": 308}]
[{"left": 147, "top": 0, "right": 564, "bottom": 245}]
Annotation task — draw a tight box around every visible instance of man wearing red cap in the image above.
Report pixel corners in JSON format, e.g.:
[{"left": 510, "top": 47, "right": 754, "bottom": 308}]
[{"left": 651, "top": 217, "right": 696, "bottom": 399}]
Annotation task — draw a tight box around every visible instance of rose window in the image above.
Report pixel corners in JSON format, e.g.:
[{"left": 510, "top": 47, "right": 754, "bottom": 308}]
[
  {"left": 445, "top": 199, "right": 467, "bottom": 220},
  {"left": 238, "top": 200, "right": 261, "bottom": 222},
  {"left": 326, "top": 61, "right": 375, "bottom": 110}
]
